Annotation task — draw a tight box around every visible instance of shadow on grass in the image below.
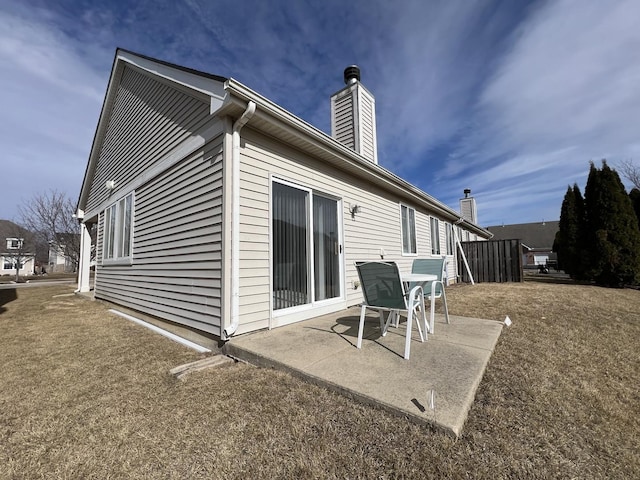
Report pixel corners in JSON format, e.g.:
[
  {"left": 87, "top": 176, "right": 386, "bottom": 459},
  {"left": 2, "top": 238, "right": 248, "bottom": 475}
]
[
  {"left": 525, "top": 277, "right": 578, "bottom": 285},
  {"left": 523, "top": 271, "right": 583, "bottom": 285},
  {"left": 525, "top": 274, "right": 640, "bottom": 290},
  {"left": 0, "top": 288, "right": 18, "bottom": 315}
]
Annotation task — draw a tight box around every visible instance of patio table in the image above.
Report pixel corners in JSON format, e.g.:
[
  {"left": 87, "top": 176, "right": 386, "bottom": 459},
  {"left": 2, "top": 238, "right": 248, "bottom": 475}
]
[
  {"left": 401, "top": 273, "right": 438, "bottom": 284},
  {"left": 381, "top": 273, "right": 438, "bottom": 330},
  {"left": 402, "top": 273, "right": 444, "bottom": 334}
]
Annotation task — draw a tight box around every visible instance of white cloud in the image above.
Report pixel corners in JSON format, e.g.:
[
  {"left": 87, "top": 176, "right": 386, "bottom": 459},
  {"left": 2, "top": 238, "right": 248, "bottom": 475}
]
[
  {"left": 0, "top": 5, "right": 108, "bottom": 219},
  {"left": 477, "top": 0, "right": 640, "bottom": 156},
  {"left": 2, "top": 0, "right": 638, "bottom": 230},
  {"left": 432, "top": 0, "right": 640, "bottom": 225},
  {"left": 372, "top": 1, "right": 494, "bottom": 165}
]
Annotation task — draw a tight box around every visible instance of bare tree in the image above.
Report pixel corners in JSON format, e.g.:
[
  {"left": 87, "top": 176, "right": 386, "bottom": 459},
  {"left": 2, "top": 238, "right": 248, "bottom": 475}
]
[
  {"left": 18, "top": 190, "right": 80, "bottom": 272},
  {"left": 619, "top": 159, "right": 640, "bottom": 190}
]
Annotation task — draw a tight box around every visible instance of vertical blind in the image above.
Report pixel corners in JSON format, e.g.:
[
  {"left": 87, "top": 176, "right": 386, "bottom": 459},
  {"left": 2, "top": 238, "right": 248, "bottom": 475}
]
[
  {"left": 272, "top": 182, "right": 310, "bottom": 310},
  {"left": 431, "top": 217, "right": 441, "bottom": 255},
  {"left": 313, "top": 194, "right": 339, "bottom": 301},
  {"left": 401, "top": 205, "right": 416, "bottom": 254}
]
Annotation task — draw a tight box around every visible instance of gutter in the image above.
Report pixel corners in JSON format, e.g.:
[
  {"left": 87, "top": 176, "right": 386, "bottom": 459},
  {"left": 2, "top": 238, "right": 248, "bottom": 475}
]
[
  {"left": 222, "top": 101, "right": 256, "bottom": 340},
  {"left": 222, "top": 80, "right": 491, "bottom": 238}
]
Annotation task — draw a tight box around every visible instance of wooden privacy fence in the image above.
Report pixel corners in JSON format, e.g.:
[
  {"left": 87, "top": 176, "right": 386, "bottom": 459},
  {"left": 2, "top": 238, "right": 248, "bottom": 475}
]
[{"left": 458, "top": 239, "right": 523, "bottom": 283}]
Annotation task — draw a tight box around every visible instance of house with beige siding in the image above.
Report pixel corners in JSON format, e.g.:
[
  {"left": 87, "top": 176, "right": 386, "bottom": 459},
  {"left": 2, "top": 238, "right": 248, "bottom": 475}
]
[{"left": 75, "top": 49, "right": 491, "bottom": 340}]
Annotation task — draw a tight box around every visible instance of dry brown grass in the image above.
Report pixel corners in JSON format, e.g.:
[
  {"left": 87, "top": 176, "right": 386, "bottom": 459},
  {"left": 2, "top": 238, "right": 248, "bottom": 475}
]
[
  {"left": 0, "top": 281, "right": 638, "bottom": 479},
  {"left": 0, "top": 273, "right": 76, "bottom": 284}
]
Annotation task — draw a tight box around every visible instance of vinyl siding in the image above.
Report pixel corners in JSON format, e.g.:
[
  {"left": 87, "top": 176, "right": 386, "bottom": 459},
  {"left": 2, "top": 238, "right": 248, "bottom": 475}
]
[
  {"left": 460, "top": 198, "right": 477, "bottom": 224},
  {"left": 358, "top": 89, "right": 376, "bottom": 162},
  {"left": 332, "top": 92, "right": 355, "bottom": 150},
  {"left": 95, "top": 140, "right": 224, "bottom": 335},
  {"left": 236, "top": 129, "right": 462, "bottom": 330},
  {"left": 86, "top": 65, "right": 212, "bottom": 213}
]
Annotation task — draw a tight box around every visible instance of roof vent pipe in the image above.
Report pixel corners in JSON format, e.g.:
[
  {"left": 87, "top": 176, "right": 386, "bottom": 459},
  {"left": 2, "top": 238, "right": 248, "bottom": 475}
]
[{"left": 344, "top": 65, "right": 360, "bottom": 85}]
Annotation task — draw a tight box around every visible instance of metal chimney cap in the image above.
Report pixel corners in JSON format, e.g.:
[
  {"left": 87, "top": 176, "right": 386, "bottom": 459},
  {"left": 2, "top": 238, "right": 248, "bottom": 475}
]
[
  {"left": 464, "top": 189, "right": 471, "bottom": 198},
  {"left": 344, "top": 65, "right": 360, "bottom": 85}
]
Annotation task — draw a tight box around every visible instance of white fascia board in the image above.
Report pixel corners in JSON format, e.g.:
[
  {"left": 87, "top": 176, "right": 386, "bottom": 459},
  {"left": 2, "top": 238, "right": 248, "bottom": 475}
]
[
  {"left": 116, "top": 50, "right": 228, "bottom": 111},
  {"left": 223, "top": 79, "right": 491, "bottom": 239},
  {"left": 76, "top": 58, "right": 125, "bottom": 216}
]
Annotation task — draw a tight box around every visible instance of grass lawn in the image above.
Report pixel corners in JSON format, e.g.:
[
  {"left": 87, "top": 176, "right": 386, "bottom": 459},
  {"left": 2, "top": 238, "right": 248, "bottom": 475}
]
[
  {"left": 0, "top": 273, "right": 77, "bottom": 284},
  {"left": 0, "top": 281, "right": 638, "bottom": 478}
]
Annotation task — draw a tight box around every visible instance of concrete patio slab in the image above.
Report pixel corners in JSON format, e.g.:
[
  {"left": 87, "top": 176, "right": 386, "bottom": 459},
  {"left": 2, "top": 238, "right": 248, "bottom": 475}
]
[{"left": 223, "top": 307, "right": 503, "bottom": 437}]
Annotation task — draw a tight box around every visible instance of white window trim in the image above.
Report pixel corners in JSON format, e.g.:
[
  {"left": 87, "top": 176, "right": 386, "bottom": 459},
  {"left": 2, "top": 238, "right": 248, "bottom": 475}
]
[
  {"left": 6, "top": 238, "right": 23, "bottom": 250},
  {"left": 2, "top": 257, "right": 28, "bottom": 270},
  {"left": 400, "top": 203, "right": 418, "bottom": 256},
  {"left": 102, "top": 192, "right": 134, "bottom": 266}
]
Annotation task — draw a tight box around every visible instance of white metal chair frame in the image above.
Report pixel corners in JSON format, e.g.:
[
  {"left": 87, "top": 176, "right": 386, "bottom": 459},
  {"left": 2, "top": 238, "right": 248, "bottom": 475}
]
[
  {"left": 410, "top": 258, "right": 450, "bottom": 335},
  {"left": 355, "top": 261, "right": 427, "bottom": 360}
]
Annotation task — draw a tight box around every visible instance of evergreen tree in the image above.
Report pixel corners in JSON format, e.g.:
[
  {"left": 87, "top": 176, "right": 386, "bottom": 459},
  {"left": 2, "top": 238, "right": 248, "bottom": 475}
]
[
  {"left": 554, "top": 184, "right": 585, "bottom": 277},
  {"left": 583, "top": 161, "right": 640, "bottom": 286},
  {"left": 630, "top": 188, "right": 640, "bottom": 228}
]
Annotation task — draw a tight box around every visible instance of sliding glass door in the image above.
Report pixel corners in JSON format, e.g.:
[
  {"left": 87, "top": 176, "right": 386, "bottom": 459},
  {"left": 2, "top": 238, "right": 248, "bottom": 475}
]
[
  {"left": 272, "top": 180, "right": 342, "bottom": 312},
  {"left": 313, "top": 194, "right": 340, "bottom": 301}
]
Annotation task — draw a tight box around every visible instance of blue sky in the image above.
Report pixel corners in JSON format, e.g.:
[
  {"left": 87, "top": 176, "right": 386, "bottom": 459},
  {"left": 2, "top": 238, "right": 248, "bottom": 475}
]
[{"left": 2, "top": 0, "right": 640, "bottom": 227}]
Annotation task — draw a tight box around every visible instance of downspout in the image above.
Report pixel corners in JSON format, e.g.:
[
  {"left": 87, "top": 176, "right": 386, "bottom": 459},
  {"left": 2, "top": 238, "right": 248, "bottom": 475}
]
[{"left": 223, "top": 101, "right": 256, "bottom": 339}]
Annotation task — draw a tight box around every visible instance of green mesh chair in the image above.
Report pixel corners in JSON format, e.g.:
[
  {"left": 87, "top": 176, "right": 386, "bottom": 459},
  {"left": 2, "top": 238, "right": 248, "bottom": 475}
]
[
  {"left": 410, "top": 258, "right": 450, "bottom": 334},
  {"left": 355, "top": 261, "right": 426, "bottom": 360}
]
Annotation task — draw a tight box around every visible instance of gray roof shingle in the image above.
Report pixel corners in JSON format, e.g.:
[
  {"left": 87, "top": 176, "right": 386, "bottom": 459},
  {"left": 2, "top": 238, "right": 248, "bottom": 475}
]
[{"left": 486, "top": 221, "right": 559, "bottom": 250}]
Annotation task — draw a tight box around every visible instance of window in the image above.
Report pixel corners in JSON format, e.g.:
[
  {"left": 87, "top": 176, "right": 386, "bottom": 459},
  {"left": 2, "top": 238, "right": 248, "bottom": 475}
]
[
  {"left": 430, "top": 217, "right": 441, "bottom": 255},
  {"left": 445, "top": 223, "right": 455, "bottom": 255},
  {"left": 103, "top": 193, "right": 133, "bottom": 262},
  {"left": 400, "top": 205, "right": 417, "bottom": 255},
  {"left": 6, "top": 238, "right": 23, "bottom": 250},
  {"left": 3, "top": 258, "right": 22, "bottom": 270}
]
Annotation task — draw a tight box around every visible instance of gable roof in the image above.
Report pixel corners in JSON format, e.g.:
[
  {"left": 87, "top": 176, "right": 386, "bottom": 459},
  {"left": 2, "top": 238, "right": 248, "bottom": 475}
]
[
  {"left": 486, "top": 221, "right": 559, "bottom": 249},
  {"left": 0, "top": 220, "right": 36, "bottom": 254},
  {"left": 0, "top": 220, "right": 30, "bottom": 240},
  {"left": 77, "top": 49, "right": 491, "bottom": 238},
  {"left": 76, "top": 49, "right": 229, "bottom": 216}
]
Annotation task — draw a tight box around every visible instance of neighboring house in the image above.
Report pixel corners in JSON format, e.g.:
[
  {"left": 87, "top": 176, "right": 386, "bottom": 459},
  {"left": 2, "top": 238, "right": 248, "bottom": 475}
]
[
  {"left": 0, "top": 220, "right": 35, "bottom": 277},
  {"left": 48, "top": 235, "right": 79, "bottom": 273},
  {"left": 486, "top": 221, "right": 560, "bottom": 267},
  {"left": 75, "top": 49, "right": 491, "bottom": 340}
]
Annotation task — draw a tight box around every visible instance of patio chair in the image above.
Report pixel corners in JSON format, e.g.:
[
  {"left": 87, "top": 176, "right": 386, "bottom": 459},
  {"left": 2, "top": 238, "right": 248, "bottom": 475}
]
[
  {"left": 355, "top": 261, "right": 426, "bottom": 360},
  {"left": 410, "top": 258, "right": 450, "bottom": 334}
]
